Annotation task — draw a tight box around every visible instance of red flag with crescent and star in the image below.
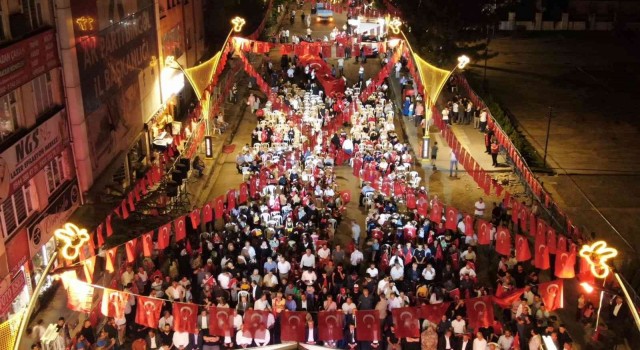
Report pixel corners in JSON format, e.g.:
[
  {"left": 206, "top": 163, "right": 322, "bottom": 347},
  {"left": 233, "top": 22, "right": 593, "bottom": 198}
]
[
  {"left": 157, "top": 223, "right": 171, "bottom": 250},
  {"left": 280, "top": 311, "right": 307, "bottom": 342},
  {"left": 557, "top": 235, "right": 568, "bottom": 254},
  {"left": 495, "top": 226, "right": 512, "bottom": 256},
  {"left": 554, "top": 250, "right": 576, "bottom": 278},
  {"left": 125, "top": 238, "right": 138, "bottom": 263},
  {"left": 239, "top": 182, "right": 250, "bottom": 204},
  {"left": 445, "top": 206, "right": 458, "bottom": 231},
  {"left": 203, "top": 202, "right": 214, "bottom": 223},
  {"left": 142, "top": 231, "right": 154, "bottom": 257},
  {"left": 215, "top": 196, "right": 225, "bottom": 219},
  {"left": 209, "top": 306, "right": 235, "bottom": 337},
  {"left": 546, "top": 227, "right": 557, "bottom": 254},
  {"left": 430, "top": 200, "right": 442, "bottom": 223},
  {"left": 355, "top": 310, "right": 381, "bottom": 341},
  {"left": 243, "top": 309, "right": 270, "bottom": 339},
  {"left": 173, "top": 302, "right": 198, "bottom": 333},
  {"left": 535, "top": 220, "right": 546, "bottom": 250},
  {"left": 492, "top": 288, "right": 524, "bottom": 309},
  {"left": 539, "top": 280, "right": 564, "bottom": 311},
  {"left": 392, "top": 307, "right": 420, "bottom": 338},
  {"left": 467, "top": 296, "right": 494, "bottom": 329},
  {"left": 105, "top": 247, "right": 117, "bottom": 273},
  {"left": 534, "top": 244, "right": 551, "bottom": 270},
  {"left": 418, "top": 302, "right": 451, "bottom": 324},
  {"left": 416, "top": 198, "right": 428, "bottom": 217},
  {"left": 136, "top": 296, "right": 163, "bottom": 329},
  {"left": 190, "top": 208, "right": 201, "bottom": 229},
  {"left": 174, "top": 216, "right": 187, "bottom": 242},
  {"left": 477, "top": 219, "right": 491, "bottom": 245},
  {"left": 318, "top": 310, "right": 344, "bottom": 341},
  {"left": 515, "top": 235, "right": 532, "bottom": 262},
  {"left": 464, "top": 214, "right": 474, "bottom": 236},
  {"left": 101, "top": 289, "right": 129, "bottom": 319}
]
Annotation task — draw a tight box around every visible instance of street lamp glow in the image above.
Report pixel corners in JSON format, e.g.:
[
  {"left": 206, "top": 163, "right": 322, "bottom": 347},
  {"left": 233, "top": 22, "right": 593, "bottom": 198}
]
[
  {"left": 457, "top": 55, "right": 470, "bottom": 69},
  {"left": 231, "top": 17, "right": 246, "bottom": 32},
  {"left": 165, "top": 55, "right": 176, "bottom": 66}
]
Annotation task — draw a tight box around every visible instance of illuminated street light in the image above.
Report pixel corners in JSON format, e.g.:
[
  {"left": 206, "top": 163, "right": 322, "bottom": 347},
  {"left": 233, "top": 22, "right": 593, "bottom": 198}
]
[
  {"left": 231, "top": 16, "right": 246, "bottom": 33},
  {"left": 388, "top": 17, "right": 402, "bottom": 35},
  {"left": 579, "top": 240, "right": 618, "bottom": 279},
  {"left": 54, "top": 223, "right": 90, "bottom": 261},
  {"left": 457, "top": 55, "right": 470, "bottom": 69}
]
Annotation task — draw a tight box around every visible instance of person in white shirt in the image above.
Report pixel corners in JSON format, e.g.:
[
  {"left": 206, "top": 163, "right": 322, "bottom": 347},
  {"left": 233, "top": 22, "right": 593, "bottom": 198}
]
[
  {"left": 342, "top": 297, "right": 357, "bottom": 315},
  {"left": 254, "top": 294, "right": 271, "bottom": 311},
  {"left": 387, "top": 293, "right": 402, "bottom": 311},
  {"left": 497, "top": 330, "right": 514, "bottom": 350},
  {"left": 474, "top": 197, "right": 486, "bottom": 218},
  {"left": 366, "top": 264, "right": 379, "bottom": 278},
  {"left": 390, "top": 263, "right": 404, "bottom": 281},
  {"left": 300, "top": 249, "right": 316, "bottom": 268},
  {"left": 528, "top": 329, "right": 542, "bottom": 350},
  {"left": 301, "top": 268, "right": 317, "bottom": 285},
  {"left": 451, "top": 315, "right": 466, "bottom": 335},
  {"left": 121, "top": 265, "right": 135, "bottom": 287},
  {"left": 236, "top": 327, "right": 253, "bottom": 348},
  {"left": 172, "top": 330, "right": 190, "bottom": 349},
  {"left": 277, "top": 256, "right": 291, "bottom": 280},
  {"left": 473, "top": 331, "right": 488, "bottom": 350},
  {"left": 158, "top": 311, "right": 173, "bottom": 330},
  {"left": 460, "top": 247, "right": 477, "bottom": 262},
  {"left": 217, "top": 272, "right": 231, "bottom": 290},
  {"left": 459, "top": 262, "right": 477, "bottom": 279},
  {"left": 317, "top": 245, "right": 331, "bottom": 260},
  {"left": 254, "top": 328, "right": 271, "bottom": 347},
  {"left": 350, "top": 248, "right": 364, "bottom": 268},
  {"left": 422, "top": 264, "right": 436, "bottom": 282}
]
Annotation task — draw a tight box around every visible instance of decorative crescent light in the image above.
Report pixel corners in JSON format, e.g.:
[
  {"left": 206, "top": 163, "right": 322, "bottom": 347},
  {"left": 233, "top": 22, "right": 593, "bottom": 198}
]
[
  {"left": 388, "top": 17, "right": 402, "bottom": 35},
  {"left": 457, "top": 55, "right": 470, "bottom": 69},
  {"left": 579, "top": 241, "right": 618, "bottom": 279},
  {"left": 231, "top": 17, "right": 246, "bottom": 32},
  {"left": 54, "top": 223, "right": 91, "bottom": 260}
]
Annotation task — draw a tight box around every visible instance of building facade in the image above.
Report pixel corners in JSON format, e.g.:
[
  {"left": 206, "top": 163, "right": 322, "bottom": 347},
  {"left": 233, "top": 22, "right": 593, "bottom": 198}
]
[
  {"left": 0, "top": 0, "right": 206, "bottom": 321},
  {"left": 0, "top": 0, "right": 80, "bottom": 321}
]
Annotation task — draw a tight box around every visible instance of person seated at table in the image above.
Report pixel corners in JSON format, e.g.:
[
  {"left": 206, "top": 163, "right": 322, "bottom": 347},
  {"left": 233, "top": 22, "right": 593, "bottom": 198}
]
[
  {"left": 192, "top": 156, "right": 205, "bottom": 177},
  {"left": 152, "top": 130, "right": 173, "bottom": 151}
]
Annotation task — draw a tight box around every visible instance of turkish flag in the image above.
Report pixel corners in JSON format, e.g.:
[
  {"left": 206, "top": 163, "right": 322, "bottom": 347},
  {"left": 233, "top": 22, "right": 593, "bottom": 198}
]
[
  {"left": 534, "top": 244, "right": 550, "bottom": 270},
  {"left": 495, "top": 226, "right": 512, "bottom": 256},
  {"left": 355, "top": 310, "right": 381, "bottom": 341},
  {"left": 280, "top": 311, "right": 307, "bottom": 342},
  {"left": 106, "top": 214, "right": 113, "bottom": 237},
  {"left": 226, "top": 190, "right": 236, "bottom": 214},
  {"left": 515, "top": 235, "right": 531, "bottom": 262},
  {"left": 209, "top": 306, "right": 235, "bottom": 337},
  {"left": 557, "top": 235, "right": 568, "bottom": 253},
  {"left": 120, "top": 200, "right": 129, "bottom": 219},
  {"left": 539, "top": 280, "right": 564, "bottom": 311},
  {"left": 243, "top": 309, "right": 270, "bottom": 339},
  {"left": 125, "top": 238, "right": 138, "bottom": 264},
  {"left": 417, "top": 302, "right": 451, "bottom": 324},
  {"left": 128, "top": 192, "right": 136, "bottom": 212},
  {"left": 341, "top": 190, "right": 351, "bottom": 204},
  {"left": 173, "top": 302, "right": 198, "bottom": 333},
  {"left": 546, "top": 227, "right": 557, "bottom": 254},
  {"left": 416, "top": 198, "right": 428, "bottom": 218},
  {"left": 136, "top": 296, "right": 163, "bottom": 329},
  {"left": 430, "top": 200, "right": 442, "bottom": 223},
  {"left": 578, "top": 257, "right": 595, "bottom": 284},
  {"left": 535, "top": 220, "right": 546, "bottom": 247},
  {"left": 157, "top": 224, "right": 171, "bottom": 250},
  {"left": 64, "top": 271, "right": 94, "bottom": 312},
  {"left": 215, "top": 196, "right": 225, "bottom": 219},
  {"left": 406, "top": 192, "right": 417, "bottom": 210},
  {"left": 318, "top": 311, "right": 344, "bottom": 341},
  {"left": 101, "top": 289, "right": 129, "bottom": 319},
  {"left": 142, "top": 232, "right": 154, "bottom": 257},
  {"left": 477, "top": 220, "right": 491, "bottom": 245},
  {"left": 83, "top": 256, "right": 96, "bottom": 283},
  {"left": 105, "top": 247, "right": 117, "bottom": 273},
  {"left": 190, "top": 209, "right": 201, "bottom": 229},
  {"left": 445, "top": 206, "right": 458, "bottom": 230},
  {"left": 174, "top": 216, "right": 187, "bottom": 242},
  {"left": 555, "top": 250, "right": 576, "bottom": 278},
  {"left": 392, "top": 307, "right": 420, "bottom": 338},
  {"left": 203, "top": 202, "right": 214, "bottom": 224},
  {"left": 467, "top": 296, "right": 494, "bottom": 329},
  {"left": 464, "top": 214, "right": 474, "bottom": 236},
  {"left": 492, "top": 288, "right": 524, "bottom": 309},
  {"left": 239, "top": 183, "right": 249, "bottom": 204},
  {"left": 96, "top": 224, "right": 105, "bottom": 247}
]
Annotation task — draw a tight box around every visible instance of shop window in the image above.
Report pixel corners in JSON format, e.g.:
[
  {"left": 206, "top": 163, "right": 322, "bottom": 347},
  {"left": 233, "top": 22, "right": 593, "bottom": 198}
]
[
  {"left": 0, "top": 182, "right": 36, "bottom": 239},
  {"left": 0, "top": 91, "right": 20, "bottom": 141},
  {"left": 22, "top": 0, "right": 44, "bottom": 31},
  {"left": 44, "top": 156, "right": 64, "bottom": 194},
  {"left": 32, "top": 72, "right": 54, "bottom": 118}
]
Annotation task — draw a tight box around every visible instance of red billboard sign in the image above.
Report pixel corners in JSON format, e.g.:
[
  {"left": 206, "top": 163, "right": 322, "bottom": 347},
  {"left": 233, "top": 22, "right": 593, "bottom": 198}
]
[
  {"left": 0, "top": 271, "right": 26, "bottom": 315},
  {"left": 0, "top": 29, "right": 59, "bottom": 97}
]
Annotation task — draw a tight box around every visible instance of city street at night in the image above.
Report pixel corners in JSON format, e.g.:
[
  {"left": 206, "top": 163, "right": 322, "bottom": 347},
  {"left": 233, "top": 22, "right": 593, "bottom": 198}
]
[{"left": 1, "top": 1, "right": 639, "bottom": 350}]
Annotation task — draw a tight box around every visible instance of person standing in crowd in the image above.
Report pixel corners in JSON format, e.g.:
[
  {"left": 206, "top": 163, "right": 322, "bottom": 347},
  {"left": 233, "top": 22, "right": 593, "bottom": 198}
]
[
  {"left": 431, "top": 141, "right": 439, "bottom": 170},
  {"left": 450, "top": 150, "right": 458, "bottom": 177},
  {"left": 491, "top": 140, "right": 500, "bottom": 167}
]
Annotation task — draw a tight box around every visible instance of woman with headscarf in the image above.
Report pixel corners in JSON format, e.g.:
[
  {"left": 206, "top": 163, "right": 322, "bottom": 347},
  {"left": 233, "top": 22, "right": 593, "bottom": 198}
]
[{"left": 421, "top": 324, "right": 438, "bottom": 350}]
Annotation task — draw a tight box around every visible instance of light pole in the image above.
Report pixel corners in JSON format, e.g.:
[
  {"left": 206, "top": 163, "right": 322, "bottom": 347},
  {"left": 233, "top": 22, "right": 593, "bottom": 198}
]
[{"left": 543, "top": 106, "right": 552, "bottom": 167}]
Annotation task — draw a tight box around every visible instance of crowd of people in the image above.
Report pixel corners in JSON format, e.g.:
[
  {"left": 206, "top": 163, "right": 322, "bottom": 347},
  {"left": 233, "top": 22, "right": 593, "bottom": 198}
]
[{"left": 27, "top": 6, "right": 613, "bottom": 350}]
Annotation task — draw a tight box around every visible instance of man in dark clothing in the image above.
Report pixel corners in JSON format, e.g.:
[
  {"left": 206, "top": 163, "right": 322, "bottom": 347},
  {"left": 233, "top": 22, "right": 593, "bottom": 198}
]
[
  {"left": 159, "top": 324, "right": 174, "bottom": 347},
  {"left": 358, "top": 288, "right": 375, "bottom": 310},
  {"left": 491, "top": 140, "right": 499, "bottom": 167}
]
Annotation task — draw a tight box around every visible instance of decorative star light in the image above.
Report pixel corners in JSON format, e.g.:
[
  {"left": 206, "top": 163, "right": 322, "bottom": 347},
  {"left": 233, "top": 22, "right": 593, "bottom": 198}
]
[
  {"left": 579, "top": 241, "right": 618, "bottom": 279},
  {"left": 76, "top": 16, "right": 95, "bottom": 31},
  {"left": 231, "top": 17, "right": 246, "bottom": 33},
  {"left": 457, "top": 55, "right": 470, "bottom": 69},
  {"left": 388, "top": 17, "right": 402, "bottom": 35},
  {"left": 54, "top": 223, "right": 90, "bottom": 260}
]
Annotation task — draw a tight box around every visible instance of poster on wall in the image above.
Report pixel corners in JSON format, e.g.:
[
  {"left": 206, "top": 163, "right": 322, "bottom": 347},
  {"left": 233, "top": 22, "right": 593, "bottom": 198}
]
[
  {"left": 70, "top": 0, "right": 159, "bottom": 176},
  {"left": 27, "top": 179, "right": 81, "bottom": 259},
  {"left": 0, "top": 112, "right": 65, "bottom": 202}
]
